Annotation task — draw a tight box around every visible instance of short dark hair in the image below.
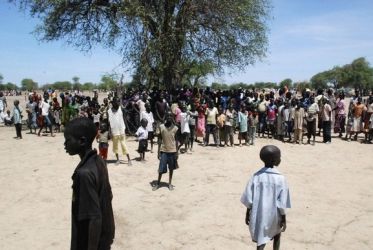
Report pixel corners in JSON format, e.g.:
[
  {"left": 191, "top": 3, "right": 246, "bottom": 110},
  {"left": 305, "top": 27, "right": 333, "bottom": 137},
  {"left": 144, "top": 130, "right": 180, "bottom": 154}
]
[{"left": 65, "top": 117, "right": 97, "bottom": 145}]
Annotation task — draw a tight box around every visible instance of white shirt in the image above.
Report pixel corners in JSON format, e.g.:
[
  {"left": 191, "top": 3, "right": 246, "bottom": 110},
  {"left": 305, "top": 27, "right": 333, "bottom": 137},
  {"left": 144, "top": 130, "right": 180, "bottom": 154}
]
[
  {"left": 108, "top": 108, "right": 126, "bottom": 136},
  {"left": 180, "top": 112, "right": 190, "bottom": 133},
  {"left": 136, "top": 126, "right": 148, "bottom": 140},
  {"left": 241, "top": 167, "right": 291, "bottom": 246},
  {"left": 93, "top": 113, "right": 101, "bottom": 123},
  {"left": 140, "top": 111, "right": 154, "bottom": 132},
  {"left": 39, "top": 101, "right": 50, "bottom": 116}
]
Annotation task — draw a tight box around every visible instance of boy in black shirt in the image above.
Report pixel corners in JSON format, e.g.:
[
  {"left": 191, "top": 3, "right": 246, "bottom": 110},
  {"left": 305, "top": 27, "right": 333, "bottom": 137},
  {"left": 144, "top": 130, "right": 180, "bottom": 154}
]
[{"left": 64, "top": 117, "right": 115, "bottom": 250}]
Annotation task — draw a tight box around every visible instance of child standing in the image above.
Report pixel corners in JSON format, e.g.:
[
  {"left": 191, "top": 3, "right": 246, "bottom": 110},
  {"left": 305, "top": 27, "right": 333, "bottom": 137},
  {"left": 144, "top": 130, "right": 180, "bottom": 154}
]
[
  {"left": 241, "top": 145, "right": 291, "bottom": 250},
  {"left": 179, "top": 105, "right": 190, "bottom": 153},
  {"left": 187, "top": 104, "right": 198, "bottom": 152},
  {"left": 108, "top": 99, "right": 132, "bottom": 166},
  {"left": 136, "top": 118, "right": 149, "bottom": 161},
  {"left": 248, "top": 112, "right": 258, "bottom": 146},
  {"left": 238, "top": 105, "right": 249, "bottom": 146},
  {"left": 12, "top": 100, "right": 23, "bottom": 139},
  {"left": 64, "top": 117, "right": 115, "bottom": 250},
  {"left": 140, "top": 103, "right": 155, "bottom": 153},
  {"left": 97, "top": 122, "right": 109, "bottom": 160},
  {"left": 153, "top": 115, "right": 179, "bottom": 191},
  {"left": 216, "top": 106, "right": 226, "bottom": 147}
]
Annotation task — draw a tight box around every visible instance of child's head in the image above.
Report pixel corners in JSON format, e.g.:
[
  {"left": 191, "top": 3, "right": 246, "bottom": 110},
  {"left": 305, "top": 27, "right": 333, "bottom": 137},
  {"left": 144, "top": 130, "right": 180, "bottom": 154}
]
[
  {"left": 260, "top": 145, "right": 281, "bottom": 167},
  {"left": 6, "top": 110, "right": 10, "bottom": 115},
  {"left": 14, "top": 100, "right": 19, "bottom": 106},
  {"left": 181, "top": 105, "right": 187, "bottom": 112},
  {"left": 145, "top": 103, "right": 151, "bottom": 112},
  {"left": 100, "top": 122, "right": 108, "bottom": 132},
  {"left": 64, "top": 117, "right": 97, "bottom": 155},
  {"left": 140, "top": 118, "right": 148, "bottom": 128}
]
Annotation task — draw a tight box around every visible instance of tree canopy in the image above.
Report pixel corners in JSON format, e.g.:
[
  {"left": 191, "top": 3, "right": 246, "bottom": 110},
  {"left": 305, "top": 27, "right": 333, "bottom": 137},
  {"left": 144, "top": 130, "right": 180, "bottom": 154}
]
[
  {"left": 310, "top": 57, "right": 373, "bottom": 94},
  {"left": 21, "top": 78, "right": 38, "bottom": 91},
  {"left": 12, "top": 0, "right": 270, "bottom": 89}
]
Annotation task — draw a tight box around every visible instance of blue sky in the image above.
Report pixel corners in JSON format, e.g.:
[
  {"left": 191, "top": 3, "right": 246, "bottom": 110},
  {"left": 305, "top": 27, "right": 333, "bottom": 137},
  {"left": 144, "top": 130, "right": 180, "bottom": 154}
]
[{"left": 0, "top": 0, "right": 372, "bottom": 86}]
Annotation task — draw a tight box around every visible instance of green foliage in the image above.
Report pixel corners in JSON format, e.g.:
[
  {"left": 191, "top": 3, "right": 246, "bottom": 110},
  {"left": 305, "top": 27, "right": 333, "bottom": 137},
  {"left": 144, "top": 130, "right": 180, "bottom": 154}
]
[
  {"left": 279, "top": 78, "right": 292, "bottom": 89},
  {"left": 293, "top": 81, "right": 311, "bottom": 92},
  {"left": 310, "top": 57, "right": 373, "bottom": 94},
  {"left": 82, "top": 82, "right": 96, "bottom": 91},
  {"left": 13, "top": 0, "right": 270, "bottom": 89},
  {"left": 0, "top": 82, "right": 18, "bottom": 91},
  {"left": 98, "top": 74, "right": 117, "bottom": 91},
  {"left": 0, "top": 73, "right": 3, "bottom": 84},
  {"left": 211, "top": 82, "right": 229, "bottom": 90},
  {"left": 52, "top": 81, "right": 72, "bottom": 90},
  {"left": 21, "top": 78, "right": 38, "bottom": 91}
]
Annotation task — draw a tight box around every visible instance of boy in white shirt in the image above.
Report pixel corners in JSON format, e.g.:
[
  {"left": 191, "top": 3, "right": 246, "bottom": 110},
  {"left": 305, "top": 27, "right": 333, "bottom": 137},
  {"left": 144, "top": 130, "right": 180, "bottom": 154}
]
[
  {"left": 241, "top": 145, "right": 291, "bottom": 250},
  {"left": 140, "top": 103, "right": 155, "bottom": 152},
  {"left": 135, "top": 119, "right": 149, "bottom": 161}
]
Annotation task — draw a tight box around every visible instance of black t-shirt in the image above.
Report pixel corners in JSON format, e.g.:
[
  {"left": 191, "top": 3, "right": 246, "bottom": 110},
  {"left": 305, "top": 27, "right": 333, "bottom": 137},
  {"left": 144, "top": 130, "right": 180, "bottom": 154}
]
[{"left": 71, "top": 150, "right": 115, "bottom": 250}]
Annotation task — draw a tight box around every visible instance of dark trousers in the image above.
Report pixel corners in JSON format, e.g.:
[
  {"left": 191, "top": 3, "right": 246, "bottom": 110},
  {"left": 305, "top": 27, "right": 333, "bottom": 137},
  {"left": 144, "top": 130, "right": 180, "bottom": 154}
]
[
  {"left": 307, "top": 119, "right": 316, "bottom": 139},
  {"left": 205, "top": 124, "right": 218, "bottom": 145},
  {"left": 15, "top": 123, "right": 22, "bottom": 138},
  {"left": 224, "top": 125, "right": 234, "bottom": 145},
  {"left": 189, "top": 125, "right": 195, "bottom": 148},
  {"left": 323, "top": 121, "right": 331, "bottom": 142},
  {"left": 258, "top": 112, "right": 266, "bottom": 135}
]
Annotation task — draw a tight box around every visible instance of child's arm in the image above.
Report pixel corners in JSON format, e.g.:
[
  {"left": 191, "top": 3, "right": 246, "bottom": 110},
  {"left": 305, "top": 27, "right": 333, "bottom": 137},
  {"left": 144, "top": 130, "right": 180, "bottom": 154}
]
[
  {"left": 245, "top": 208, "right": 251, "bottom": 226},
  {"left": 87, "top": 218, "right": 101, "bottom": 249},
  {"left": 280, "top": 215, "right": 287, "bottom": 232}
]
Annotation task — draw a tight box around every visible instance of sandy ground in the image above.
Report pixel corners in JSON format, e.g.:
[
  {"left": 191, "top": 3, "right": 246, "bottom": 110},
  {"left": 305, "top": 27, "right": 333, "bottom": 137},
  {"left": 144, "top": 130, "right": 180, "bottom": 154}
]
[{"left": 0, "top": 94, "right": 373, "bottom": 250}]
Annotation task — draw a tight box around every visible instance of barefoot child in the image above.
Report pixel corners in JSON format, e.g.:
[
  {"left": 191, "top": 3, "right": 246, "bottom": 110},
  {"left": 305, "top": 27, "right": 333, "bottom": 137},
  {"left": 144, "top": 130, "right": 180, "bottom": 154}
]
[
  {"left": 108, "top": 99, "right": 132, "bottom": 166},
  {"left": 153, "top": 115, "right": 179, "bottom": 191},
  {"left": 140, "top": 103, "right": 155, "bottom": 152},
  {"left": 64, "top": 117, "right": 115, "bottom": 250},
  {"left": 241, "top": 145, "right": 291, "bottom": 250},
  {"left": 136, "top": 118, "right": 149, "bottom": 161},
  {"left": 97, "top": 122, "right": 109, "bottom": 160},
  {"left": 12, "top": 100, "right": 23, "bottom": 139}
]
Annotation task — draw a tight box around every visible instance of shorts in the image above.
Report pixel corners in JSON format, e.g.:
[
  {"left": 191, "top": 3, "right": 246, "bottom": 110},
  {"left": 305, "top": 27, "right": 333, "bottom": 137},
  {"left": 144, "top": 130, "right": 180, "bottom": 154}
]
[
  {"left": 158, "top": 152, "right": 177, "bottom": 174},
  {"left": 138, "top": 139, "right": 148, "bottom": 153},
  {"left": 148, "top": 131, "right": 154, "bottom": 140},
  {"left": 44, "top": 115, "right": 52, "bottom": 126}
]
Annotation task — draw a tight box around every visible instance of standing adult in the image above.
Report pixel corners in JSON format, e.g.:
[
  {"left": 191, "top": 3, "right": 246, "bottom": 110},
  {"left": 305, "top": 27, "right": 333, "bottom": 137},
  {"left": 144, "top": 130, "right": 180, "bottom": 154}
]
[
  {"left": 204, "top": 101, "right": 219, "bottom": 146},
  {"left": 38, "top": 97, "right": 55, "bottom": 137},
  {"left": 0, "top": 91, "right": 7, "bottom": 124},
  {"left": 26, "top": 95, "right": 37, "bottom": 134},
  {"left": 322, "top": 99, "right": 332, "bottom": 144},
  {"left": 306, "top": 97, "right": 319, "bottom": 145},
  {"left": 351, "top": 97, "right": 366, "bottom": 141},
  {"left": 334, "top": 92, "right": 346, "bottom": 138},
  {"left": 108, "top": 99, "right": 132, "bottom": 166}
]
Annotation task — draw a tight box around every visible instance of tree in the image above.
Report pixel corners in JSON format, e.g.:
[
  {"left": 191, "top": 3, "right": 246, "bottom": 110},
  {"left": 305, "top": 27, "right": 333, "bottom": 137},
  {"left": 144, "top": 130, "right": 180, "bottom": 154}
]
[
  {"left": 13, "top": 0, "right": 270, "bottom": 89},
  {"left": 21, "top": 78, "right": 38, "bottom": 91},
  {"left": 98, "top": 74, "right": 117, "bottom": 91},
  {"left": 0, "top": 74, "right": 3, "bottom": 84},
  {"left": 293, "top": 81, "right": 311, "bottom": 92},
  {"left": 5, "top": 82, "right": 18, "bottom": 91},
  {"left": 279, "top": 78, "right": 292, "bottom": 89},
  {"left": 82, "top": 82, "right": 96, "bottom": 91},
  {"left": 341, "top": 57, "right": 373, "bottom": 94},
  {"left": 53, "top": 81, "right": 72, "bottom": 90}
]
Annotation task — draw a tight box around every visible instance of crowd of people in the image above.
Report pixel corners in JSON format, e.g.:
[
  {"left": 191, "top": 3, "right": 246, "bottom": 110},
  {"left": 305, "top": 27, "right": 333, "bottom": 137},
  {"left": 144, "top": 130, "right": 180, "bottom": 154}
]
[
  {"left": 1, "top": 86, "right": 372, "bottom": 250},
  {"left": 1, "top": 86, "right": 373, "bottom": 144}
]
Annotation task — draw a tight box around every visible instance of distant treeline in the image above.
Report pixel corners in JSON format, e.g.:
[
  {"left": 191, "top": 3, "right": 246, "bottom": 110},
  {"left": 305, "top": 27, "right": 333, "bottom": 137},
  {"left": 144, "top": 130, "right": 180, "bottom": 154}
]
[{"left": 1, "top": 57, "right": 372, "bottom": 94}]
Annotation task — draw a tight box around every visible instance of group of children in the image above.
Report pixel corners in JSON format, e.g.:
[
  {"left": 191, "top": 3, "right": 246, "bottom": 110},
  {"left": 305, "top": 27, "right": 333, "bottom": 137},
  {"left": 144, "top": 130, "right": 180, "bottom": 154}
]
[{"left": 66, "top": 114, "right": 290, "bottom": 249}]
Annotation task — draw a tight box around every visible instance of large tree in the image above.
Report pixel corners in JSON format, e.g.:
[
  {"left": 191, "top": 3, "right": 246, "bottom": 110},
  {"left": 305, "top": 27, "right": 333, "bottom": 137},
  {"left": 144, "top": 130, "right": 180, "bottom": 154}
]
[
  {"left": 21, "top": 78, "right": 38, "bottom": 91},
  {"left": 11, "top": 0, "right": 270, "bottom": 89}
]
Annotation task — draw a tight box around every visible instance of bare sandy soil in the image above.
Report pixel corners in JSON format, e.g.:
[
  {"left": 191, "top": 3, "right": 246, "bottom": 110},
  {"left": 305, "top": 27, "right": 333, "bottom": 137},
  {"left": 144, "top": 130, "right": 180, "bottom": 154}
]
[{"left": 0, "top": 94, "right": 372, "bottom": 250}]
